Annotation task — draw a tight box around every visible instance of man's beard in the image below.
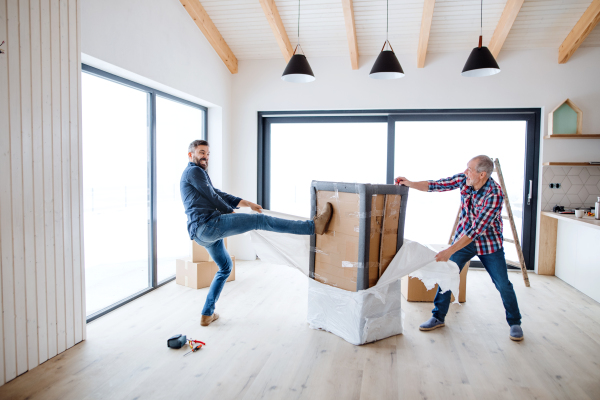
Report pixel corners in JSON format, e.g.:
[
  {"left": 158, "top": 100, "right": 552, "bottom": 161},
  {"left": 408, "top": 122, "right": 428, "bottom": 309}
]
[{"left": 192, "top": 155, "right": 208, "bottom": 170}]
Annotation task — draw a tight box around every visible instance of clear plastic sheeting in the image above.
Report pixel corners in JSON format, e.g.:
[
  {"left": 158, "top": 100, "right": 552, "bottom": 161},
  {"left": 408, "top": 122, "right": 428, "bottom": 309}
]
[{"left": 248, "top": 211, "right": 460, "bottom": 345}]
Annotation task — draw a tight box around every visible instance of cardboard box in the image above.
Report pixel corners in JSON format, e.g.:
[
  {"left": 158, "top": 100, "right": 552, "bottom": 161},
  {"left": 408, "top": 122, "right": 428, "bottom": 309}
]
[
  {"left": 309, "top": 182, "right": 409, "bottom": 292},
  {"left": 190, "top": 238, "right": 228, "bottom": 262},
  {"left": 400, "top": 261, "right": 469, "bottom": 303},
  {"left": 176, "top": 256, "right": 235, "bottom": 289}
]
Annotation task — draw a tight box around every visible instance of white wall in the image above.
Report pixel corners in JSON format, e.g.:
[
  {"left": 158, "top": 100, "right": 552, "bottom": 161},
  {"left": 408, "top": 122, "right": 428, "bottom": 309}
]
[
  {"left": 229, "top": 47, "right": 600, "bottom": 265},
  {"left": 0, "top": 0, "right": 85, "bottom": 385},
  {"left": 80, "top": 0, "right": 233, "bottom": 188}
]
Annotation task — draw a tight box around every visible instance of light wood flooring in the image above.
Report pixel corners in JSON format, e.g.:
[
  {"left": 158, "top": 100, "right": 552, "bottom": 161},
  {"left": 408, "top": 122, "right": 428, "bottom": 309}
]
[{"left": 1, "top": 261, "right": 599, "bottom": 400}]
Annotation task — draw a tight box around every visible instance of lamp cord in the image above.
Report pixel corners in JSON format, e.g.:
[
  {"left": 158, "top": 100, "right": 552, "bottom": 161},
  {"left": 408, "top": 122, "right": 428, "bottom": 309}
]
[
  {"left": 297, "top": 0, "right": 300, "bottom": 47},
  {"left": 386, "top": 0, "right": 389, "bottom": 42},
  {"left": 480, "top": 0, "right": 483, "bottom": 37}
]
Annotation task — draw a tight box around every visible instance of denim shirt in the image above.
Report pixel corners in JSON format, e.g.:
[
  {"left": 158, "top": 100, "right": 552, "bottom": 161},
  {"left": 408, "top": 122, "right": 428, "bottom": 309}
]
[{"left": 180, "top": 162, "right": 241, "bottom": 239}]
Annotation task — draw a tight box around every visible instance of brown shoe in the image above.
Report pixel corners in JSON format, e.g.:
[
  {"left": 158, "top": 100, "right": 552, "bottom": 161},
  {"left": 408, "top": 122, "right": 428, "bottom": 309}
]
[
  {"left": 200, "top": 313, "right": 219, "bottom": 326},
  {"left": 313, "top": 202, "right": 333, "bottom": 235}
]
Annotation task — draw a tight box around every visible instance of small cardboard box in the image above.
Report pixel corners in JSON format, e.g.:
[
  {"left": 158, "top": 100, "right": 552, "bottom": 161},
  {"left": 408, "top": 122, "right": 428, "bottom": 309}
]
[
  {"left": 176, "top": 256, "right": 235, "bottom": 289},
  {"left": 401, "top": 261, "right": 469, "bottom": 303},
  {"left": 191, "top": 238, "right": 228, "bottom": 262}
]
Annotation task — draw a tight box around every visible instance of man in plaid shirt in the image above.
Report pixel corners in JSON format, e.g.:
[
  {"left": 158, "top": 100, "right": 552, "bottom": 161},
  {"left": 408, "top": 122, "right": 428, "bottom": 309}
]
[{"left": 395, "top": 155, "right": 523, "bottom": 341}]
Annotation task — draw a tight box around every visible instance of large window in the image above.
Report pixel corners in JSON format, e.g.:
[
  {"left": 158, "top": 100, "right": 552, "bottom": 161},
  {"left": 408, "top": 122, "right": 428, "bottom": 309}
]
[
  {"left": 82, "top": 65, "right": 206, "bottom": 321},
  {"left": 259, "top": 110, "right": 540, "bottom": 271},
  {"left": 269, "top": 120, "right": 387, "bottom": 217}
]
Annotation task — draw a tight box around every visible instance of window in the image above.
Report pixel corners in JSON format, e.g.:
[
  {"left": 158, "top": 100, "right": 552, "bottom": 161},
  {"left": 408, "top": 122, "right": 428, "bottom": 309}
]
[
  {"left": 269, "top": 120, "right": 387, "bottom": 217},
  {"left": 82, "top": 65, "right": 206, "bottom": 321},
  {"left": 156, "top": 96, "right": 205, "bottom": 281},
  {"left": 259, "top": 110, "right": 540, "bottom": 271}
]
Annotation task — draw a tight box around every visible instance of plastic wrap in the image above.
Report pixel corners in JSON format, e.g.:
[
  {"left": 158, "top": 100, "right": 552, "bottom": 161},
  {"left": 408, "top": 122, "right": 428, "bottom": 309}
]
[{"left": 249, "top": 211, "right": 460, "bottom": 345}]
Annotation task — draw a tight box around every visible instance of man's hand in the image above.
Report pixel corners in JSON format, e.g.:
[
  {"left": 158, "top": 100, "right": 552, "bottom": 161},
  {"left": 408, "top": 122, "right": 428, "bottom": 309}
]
[
  {"left": 434, "top": 248, "right": 454, "bottom": 262},
  {"left": 394, "top": 177, "right": 429, "bottom": 192},
  {"left": 394, "top": 176, "right": 411, "bottom": 186},
  {"left": 239, "top": 199, "right": 263, "bottom": 213}
]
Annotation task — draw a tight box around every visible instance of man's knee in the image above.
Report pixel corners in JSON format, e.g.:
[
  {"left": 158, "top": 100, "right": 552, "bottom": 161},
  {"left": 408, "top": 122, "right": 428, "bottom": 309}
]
[{"left": 218, "top": 259, "right": 233, "bottom": 276}]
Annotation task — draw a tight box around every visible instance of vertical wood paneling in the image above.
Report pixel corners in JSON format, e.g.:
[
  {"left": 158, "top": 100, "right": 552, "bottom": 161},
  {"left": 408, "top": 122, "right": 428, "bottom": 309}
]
[
  {"left": 0, "top": 0, "right": 12, "bottom": 385},
  {"left": 1, "top": 0, "right": 84, "bottom": 385},
  {"left": 59, "top": 0, "right": 74, "bottom": 350},
  {"left": 41, "top": 0, "right": 57, "bottom": 360},
  {"left": 76, "top": 0, "right": 85, "bottom": 341},
  {"left": 7, "top": 0, "right": 29, "bottom": 377},
  {"left": 19, "top": 0, "right": 41, "bottom": 371},
  {"left": 68, "top": 0, "right": 82, "bottom": 343},
  {"left": 50, "top": 0, "right": 66, "bottom": 355},
  {"left": 30, "top": 0, "right": 48, "bottom": 366}
]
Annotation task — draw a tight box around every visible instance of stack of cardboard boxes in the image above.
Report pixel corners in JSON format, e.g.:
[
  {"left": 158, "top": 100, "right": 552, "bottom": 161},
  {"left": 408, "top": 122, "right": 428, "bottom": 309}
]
[{"left": 175, "top": 238, "right": 235, "bottom": 289}]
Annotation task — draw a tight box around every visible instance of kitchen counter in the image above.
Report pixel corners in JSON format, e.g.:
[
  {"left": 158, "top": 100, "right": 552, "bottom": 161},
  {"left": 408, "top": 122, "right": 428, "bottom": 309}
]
[
  {"left": 538, "top": 211, "right": 600, "bottom": 304},
  {"left": 541, "top": 211, "right": 600, "bottom": 230}
]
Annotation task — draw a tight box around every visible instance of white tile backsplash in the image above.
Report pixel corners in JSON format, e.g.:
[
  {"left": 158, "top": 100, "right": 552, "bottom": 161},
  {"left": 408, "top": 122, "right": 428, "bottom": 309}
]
[{"left": 541, "top": 166, "right": 600, "bottom": 211}]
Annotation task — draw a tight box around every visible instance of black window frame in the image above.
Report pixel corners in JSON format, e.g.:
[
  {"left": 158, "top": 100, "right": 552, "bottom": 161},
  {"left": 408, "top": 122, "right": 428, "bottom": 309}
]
[
  {"left": 82, "top": 64, "right": 208, "bottom": 322},
  {"left": 257, "top": 108, "right": 541, "bottom": 271}
]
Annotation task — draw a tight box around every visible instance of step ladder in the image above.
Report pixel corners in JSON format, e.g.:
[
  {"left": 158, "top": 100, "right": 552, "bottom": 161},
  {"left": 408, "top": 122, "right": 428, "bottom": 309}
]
[{"left": 449, "top": 158, "right": 530, "bottom": 287}]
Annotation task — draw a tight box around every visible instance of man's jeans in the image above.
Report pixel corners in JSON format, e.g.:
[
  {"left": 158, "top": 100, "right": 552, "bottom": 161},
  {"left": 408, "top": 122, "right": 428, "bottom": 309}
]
[
  {"left": 194, "top": 213, "right": 314, "bottom": 316},
  {"left": 432, "top": 242, "right": 522, "bottom": 326}
]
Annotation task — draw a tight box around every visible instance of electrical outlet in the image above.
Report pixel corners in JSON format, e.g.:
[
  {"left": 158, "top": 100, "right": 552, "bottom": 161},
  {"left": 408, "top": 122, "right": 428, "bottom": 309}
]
[{"left": 549, "top": 183, "right": 561, "bottom": 189}]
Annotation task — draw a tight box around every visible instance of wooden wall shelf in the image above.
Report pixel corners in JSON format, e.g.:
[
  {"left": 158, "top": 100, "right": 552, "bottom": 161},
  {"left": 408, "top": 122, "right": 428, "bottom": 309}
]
[
  {"left": 543, "top": 134, "right": 600, "bottom": 139},
  {"left": 543, "top": 162, "right": 598, "bottom": 166}
]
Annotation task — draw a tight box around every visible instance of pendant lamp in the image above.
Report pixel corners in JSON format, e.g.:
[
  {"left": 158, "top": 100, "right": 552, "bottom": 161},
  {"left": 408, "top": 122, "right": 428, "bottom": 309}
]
[
  {"left": 461, "top": 0, "right": 500, "bottom": 77},
  {"left": 282, "top": 0, "right": 315, "bottom": 83},
  {"left": 370, "top": 0, "right": 404, "bottom": 80}
]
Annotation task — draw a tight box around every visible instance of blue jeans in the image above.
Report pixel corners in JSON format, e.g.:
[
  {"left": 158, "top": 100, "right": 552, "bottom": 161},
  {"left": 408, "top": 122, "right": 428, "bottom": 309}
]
[
  {"left": 194, "top": 213, "right": 314, "bottom": 316},
  {"left": 432, "top": 242, "right": 522, "bottom": 326}
]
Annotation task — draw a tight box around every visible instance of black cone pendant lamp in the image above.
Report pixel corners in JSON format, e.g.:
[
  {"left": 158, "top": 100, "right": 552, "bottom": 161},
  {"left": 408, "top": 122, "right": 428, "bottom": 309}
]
[
  {"left": 282, "top": 0, "right": 315, "bottom": 83},
  {"left": 462, "top": 0, "right": 500, "bottom": 77},
  {"left": 370, "top": 0, "right": 404, "bottom": 80}
]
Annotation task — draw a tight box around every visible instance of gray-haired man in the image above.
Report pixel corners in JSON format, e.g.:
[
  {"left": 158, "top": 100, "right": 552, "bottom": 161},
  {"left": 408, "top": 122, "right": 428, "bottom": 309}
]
[{"left": 395, "top": 155, "right": 523, "bottom": 341}]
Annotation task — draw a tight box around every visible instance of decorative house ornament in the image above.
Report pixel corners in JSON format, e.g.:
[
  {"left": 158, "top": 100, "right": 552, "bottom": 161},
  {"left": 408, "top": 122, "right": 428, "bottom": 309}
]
[
  {"left": 547, "top": 99, "right": 583, "bottom": 136},
  {"left": 461, "top": 0, "right": 500, "bottom": 77}
]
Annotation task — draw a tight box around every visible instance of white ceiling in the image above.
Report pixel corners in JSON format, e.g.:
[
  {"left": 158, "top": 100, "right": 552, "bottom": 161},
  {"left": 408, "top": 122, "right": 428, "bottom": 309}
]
[{"left": 200, "top": 0, "right": 600, "bottom": 61}]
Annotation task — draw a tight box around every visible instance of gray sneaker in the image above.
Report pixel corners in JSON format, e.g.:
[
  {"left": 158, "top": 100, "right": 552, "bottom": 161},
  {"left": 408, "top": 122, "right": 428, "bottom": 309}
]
[
  {"left": 419, "top": 317, "right": 445, "bottom": 331},
  {"left": 509, "top": 325, "right": 524, "bottom": 341}
]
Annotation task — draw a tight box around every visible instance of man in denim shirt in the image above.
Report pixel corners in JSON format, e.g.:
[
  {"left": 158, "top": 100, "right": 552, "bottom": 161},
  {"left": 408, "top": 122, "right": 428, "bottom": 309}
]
[{"left": 181, "top": 140, "right": 333, "bottom": 326}]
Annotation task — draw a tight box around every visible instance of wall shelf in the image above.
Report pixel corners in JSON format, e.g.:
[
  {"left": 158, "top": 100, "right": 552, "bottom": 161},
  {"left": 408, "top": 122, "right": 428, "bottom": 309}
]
[
  {"left": 543, "top": 162, "right": 599, "bottom": 166},
  {"left": 543, "top": 134, "right": 600, "bottom": 139}
]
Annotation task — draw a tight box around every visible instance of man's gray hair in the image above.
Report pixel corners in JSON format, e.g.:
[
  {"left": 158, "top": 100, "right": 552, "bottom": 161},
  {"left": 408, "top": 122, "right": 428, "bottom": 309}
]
[
  {"left": 188, "top": 139, "right": 209, "bottom": 153},
  {"left": 472, "top": 155, "right": 494, "bottom": 177}
]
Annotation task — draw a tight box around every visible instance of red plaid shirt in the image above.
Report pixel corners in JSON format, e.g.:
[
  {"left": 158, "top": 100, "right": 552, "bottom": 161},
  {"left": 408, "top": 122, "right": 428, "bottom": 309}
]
[{"left": 428, "top": 173, "right": 504, "bottom": 255}]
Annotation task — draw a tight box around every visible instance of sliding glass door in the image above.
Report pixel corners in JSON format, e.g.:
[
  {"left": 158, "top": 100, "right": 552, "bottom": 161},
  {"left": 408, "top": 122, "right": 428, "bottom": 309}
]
[
  {"left": 82, "top": 73, "right": 150, "bottom": 317},
  {"left": 393, "top": 120, "right": 527, "bottom": 266},
  {"left": 82, "top": 65, "right": 207, "bottom": 321},
  {"left": 258, "top": 110, "right": 540, "bottom": 270},
  {"left": 268, "top": 119, "right": 387, "bottom": 217},
  {"left": 156, "top": 96, "right": 205, "bottom": 282}
]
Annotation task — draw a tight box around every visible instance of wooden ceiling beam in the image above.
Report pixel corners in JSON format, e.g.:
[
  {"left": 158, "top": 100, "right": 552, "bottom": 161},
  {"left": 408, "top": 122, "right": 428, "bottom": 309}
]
[
  {"left": 488, "top": 0, "right": 525, "bottom": 59},
  {"left": 341, "top": 0, "right": 359, "bottom": 70},
  {"left": 259, "top": 0, "right": 294, "bottom": 62},
  {"left": 180, "top": 0, "right": 238, "bottom": 74},
  {"left": 417, "top": 0, "right": 435, "bottom": 68},
  {"left": 559, "top": 0, "right": 600, "bottom": 64}
]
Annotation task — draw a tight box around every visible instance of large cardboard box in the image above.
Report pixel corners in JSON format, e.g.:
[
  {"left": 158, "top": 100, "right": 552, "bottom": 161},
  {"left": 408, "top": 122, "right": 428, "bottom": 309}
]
[
  {"left": 176, "top": 256, "right": 235, "bottom": 289},
  {"left": 191, "top": 238, "right": 228, "bottom": 262},
  {"left": 309, "top": 182, "right": 409, "bottom": 292},
  {"left": 401, "top": 261, "right": 469, "bottom": 303}
]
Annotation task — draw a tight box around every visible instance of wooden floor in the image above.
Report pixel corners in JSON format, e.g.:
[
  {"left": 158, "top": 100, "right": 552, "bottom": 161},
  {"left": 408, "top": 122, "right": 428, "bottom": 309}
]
[{"left": 1, "top": 261, "right": 600, "bottom": 400}]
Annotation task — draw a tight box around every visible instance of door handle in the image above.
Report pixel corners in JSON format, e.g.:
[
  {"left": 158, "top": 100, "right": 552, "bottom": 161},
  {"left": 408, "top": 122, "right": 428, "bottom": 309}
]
[{"left": 527, "top": 180, "right": 532, "bottom": 206}]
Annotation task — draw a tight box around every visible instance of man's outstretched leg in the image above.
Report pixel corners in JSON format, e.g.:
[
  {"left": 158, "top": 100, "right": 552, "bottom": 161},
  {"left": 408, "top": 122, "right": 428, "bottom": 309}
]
[
  {"left": 196, "top": 204, "right": 334, "bottom": 326},
  {"left": 200, "top": 239, "right": 230, "bottom": 326}
]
